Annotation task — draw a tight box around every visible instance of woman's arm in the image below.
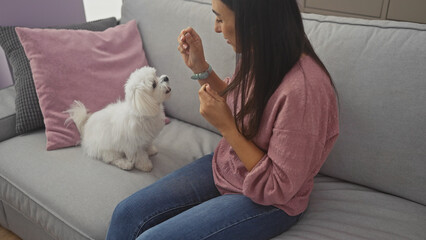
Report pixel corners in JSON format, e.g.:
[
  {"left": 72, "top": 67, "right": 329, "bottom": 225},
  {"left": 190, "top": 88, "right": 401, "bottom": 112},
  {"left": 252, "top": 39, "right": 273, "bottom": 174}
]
[
  {"left": 178, "top": 27, "right": 262, "bottom": 170},
  {"left": 221, "top": 123, "right": 265, "bottom": 171},
  {"left": 178, "top": 27, "right": 228, "bottom": 93}
]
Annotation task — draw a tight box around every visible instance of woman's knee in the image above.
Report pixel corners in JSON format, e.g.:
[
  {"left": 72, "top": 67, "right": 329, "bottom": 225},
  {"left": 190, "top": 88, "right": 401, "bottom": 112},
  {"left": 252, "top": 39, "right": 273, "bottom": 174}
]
[
  {"left": 111, "top": 198, "right": 132, "bottom": 222},
  {"left": 108, "top": 199, "right": 138, "bottom": 237},
  {"left": 107, "top": 199, "right": 137, "bottom": 239}
]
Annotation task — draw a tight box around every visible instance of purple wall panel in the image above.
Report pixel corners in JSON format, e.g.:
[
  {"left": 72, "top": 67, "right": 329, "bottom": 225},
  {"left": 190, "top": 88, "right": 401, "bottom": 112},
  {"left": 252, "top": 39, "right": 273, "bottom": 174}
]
[
  {"left": 0, "top": 0, "right": 86, "bottom": 88},
  {"left": 0, "top": 0, "right": 86, "bottom": 27}
]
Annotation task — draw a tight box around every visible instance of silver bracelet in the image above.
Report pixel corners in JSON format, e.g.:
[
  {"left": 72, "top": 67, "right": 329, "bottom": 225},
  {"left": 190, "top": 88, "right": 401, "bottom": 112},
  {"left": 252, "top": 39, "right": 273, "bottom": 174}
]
[{"left": 191, "top": 64, "right": 213, "bottom": 80}]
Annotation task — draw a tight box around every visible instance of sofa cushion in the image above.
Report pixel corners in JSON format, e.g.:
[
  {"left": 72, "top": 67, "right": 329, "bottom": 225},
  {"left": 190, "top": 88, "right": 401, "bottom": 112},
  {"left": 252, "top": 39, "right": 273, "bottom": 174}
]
[
  {"left": 2, "top": 132, "right": 425, "bottom": 240},
  {"left": 121, "top": 0, "right": 236, "bottom": 135},
  {"left": 301, "top": 14, "right": 426, "bottom": 205},
  {"left": 15, "top": 20, "right": 148, "bottom": 150},
  {"left": 274, "top": 175, "right": 426, "bottom": 240},
  {"left": 0, "top": 118, "right": 222, "bottom": 239},
  {"left": 0, "top": 17, "right": 118, "bottom": 135}
]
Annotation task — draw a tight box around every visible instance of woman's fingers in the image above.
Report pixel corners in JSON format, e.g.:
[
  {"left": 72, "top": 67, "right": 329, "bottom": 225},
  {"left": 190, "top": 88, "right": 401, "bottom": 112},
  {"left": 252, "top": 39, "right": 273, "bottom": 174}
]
[
  {"left": 178, "top": 28, "right": 194, "bottom": 54},
  {"left": 177, "top": 45, "right": 185, "bottom": 54},
  {"left": 199, "top": 84, "right": 213, "bottom": 105},
  {"left": 177, "top": 27, "right": 207, "bottom": 71},
  {"left": 179, "top": 27, "right": 200, "bottom": 47},
  {"left": 178, "top": 27, "right": 192, "bottom": 43},
  {"left": 199, "top": 84, "right": 222, "bottom": 102},
  {"left": 198, "top": 84, "right": 208, "bottom": 98},
  {"left": 204, "top": 84, "right": 224, "bottom": 101},
  {"left": 177, "top": 37, "right": 189, "bottom": 54}
]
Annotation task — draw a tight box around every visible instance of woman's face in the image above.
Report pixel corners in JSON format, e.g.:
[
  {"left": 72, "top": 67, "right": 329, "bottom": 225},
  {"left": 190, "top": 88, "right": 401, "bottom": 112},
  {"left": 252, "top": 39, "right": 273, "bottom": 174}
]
[{"left": 212, "top": 0, "right": 238, "bottom": 52}]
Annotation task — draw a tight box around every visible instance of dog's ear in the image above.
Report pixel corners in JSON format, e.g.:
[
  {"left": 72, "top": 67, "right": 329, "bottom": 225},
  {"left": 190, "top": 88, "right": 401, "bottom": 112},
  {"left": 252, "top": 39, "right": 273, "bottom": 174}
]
[{"left": 132, "top": 89, "right": 161, "bottom": 116}]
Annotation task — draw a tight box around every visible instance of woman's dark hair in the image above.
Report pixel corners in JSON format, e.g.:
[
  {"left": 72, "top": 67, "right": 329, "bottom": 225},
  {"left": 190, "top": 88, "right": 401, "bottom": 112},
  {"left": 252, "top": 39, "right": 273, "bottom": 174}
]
[{"left": 220, "top": 0, "right": 337, "bottom": 140}]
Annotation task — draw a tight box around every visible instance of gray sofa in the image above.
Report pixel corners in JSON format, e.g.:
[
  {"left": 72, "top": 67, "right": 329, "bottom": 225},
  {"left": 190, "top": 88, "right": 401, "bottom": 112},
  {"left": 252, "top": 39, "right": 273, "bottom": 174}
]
[{"left": 1, "top": 0, "right": 425, "bottom": 239}]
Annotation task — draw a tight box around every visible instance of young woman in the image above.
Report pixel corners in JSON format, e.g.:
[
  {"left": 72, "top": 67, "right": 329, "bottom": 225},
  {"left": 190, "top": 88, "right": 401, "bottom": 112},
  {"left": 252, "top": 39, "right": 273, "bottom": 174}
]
[{"left": 106, "top": 0, "right": 339, "bottom": 239}]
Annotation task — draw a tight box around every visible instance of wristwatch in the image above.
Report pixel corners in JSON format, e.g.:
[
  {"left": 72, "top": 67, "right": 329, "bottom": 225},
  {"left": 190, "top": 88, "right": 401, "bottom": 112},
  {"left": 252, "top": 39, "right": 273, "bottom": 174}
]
[{"left": 191, "top": 64, "right": 213, "bottom": 80}]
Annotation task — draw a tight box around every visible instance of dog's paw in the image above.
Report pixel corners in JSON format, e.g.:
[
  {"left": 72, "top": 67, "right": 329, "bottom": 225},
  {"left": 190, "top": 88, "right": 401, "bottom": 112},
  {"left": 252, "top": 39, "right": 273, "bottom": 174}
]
[
  {"left": 147, "top": 145, "right": 158, "bottom": 156},
  {"left": 111, "top": 158, "right": 134, "bottom": 170},
  {"left": 135, "top": 159, "right": 153, "bottom": 172}
]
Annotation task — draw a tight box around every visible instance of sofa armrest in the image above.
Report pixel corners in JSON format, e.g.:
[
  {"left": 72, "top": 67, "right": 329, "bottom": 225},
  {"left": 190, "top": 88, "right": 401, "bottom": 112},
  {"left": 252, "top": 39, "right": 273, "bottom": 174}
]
[{"left": 0, "top": 85, "right": 17, "bottom": 142}]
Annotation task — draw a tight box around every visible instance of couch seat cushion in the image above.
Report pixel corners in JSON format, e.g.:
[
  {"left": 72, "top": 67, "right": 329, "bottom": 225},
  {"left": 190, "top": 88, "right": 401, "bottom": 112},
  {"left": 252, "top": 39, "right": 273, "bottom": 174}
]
[
  {"left": 0, "top": 117, "right": 221, "bottom": 239},
  {"left": 2, "top": 119, "right": 425, "bottom": 239},
  {"left": 276, "top": 175, "right": 426, "bottom": 240}
]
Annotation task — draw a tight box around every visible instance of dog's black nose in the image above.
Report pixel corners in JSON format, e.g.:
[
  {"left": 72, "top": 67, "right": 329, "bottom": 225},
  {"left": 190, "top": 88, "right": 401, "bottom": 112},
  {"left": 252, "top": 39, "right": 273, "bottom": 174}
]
[{"left": 162, "top": 76, "right": 169, "bottom": 82}]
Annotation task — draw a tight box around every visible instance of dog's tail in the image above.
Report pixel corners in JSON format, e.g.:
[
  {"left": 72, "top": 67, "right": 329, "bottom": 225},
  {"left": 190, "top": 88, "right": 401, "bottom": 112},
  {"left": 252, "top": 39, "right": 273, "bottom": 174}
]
[{"left": 65, "top": 100, "right": 91, "bottom": 135}]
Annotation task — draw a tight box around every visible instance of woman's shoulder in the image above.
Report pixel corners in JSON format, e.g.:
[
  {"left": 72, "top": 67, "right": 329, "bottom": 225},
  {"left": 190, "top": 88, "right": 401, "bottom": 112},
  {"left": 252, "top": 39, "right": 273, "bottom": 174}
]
[
  {"left": 277, "top": 55, "right": 334, "bottom": 99},
  {"left": 269, "top": 55, "right": 339, "bottom": 137}
]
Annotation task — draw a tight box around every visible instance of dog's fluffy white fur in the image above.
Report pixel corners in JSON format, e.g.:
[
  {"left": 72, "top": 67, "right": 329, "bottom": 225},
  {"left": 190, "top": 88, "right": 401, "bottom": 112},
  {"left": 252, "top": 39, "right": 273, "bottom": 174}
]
[{"left": 65, "top": 66, "right": 171, "bottom": 171}]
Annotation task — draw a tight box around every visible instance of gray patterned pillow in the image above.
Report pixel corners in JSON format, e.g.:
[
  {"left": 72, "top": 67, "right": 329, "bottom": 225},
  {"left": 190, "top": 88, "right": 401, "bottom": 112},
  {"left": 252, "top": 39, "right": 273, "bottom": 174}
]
[{"left": 0, "top": 17, "right": 118, "bottom": 134}]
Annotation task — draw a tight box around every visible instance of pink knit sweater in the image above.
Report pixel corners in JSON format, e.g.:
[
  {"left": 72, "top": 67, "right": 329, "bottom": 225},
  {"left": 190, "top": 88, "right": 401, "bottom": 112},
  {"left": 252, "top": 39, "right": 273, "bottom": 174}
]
[{"left": 212, "top": 56, "right": 339, "bottom": 216}]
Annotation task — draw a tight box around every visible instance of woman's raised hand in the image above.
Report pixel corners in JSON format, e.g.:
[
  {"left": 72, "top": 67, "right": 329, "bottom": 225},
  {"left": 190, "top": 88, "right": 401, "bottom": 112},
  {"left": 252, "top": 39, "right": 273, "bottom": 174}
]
[{"left": 178, "top": 27, "right": 210, "bottom": 74}]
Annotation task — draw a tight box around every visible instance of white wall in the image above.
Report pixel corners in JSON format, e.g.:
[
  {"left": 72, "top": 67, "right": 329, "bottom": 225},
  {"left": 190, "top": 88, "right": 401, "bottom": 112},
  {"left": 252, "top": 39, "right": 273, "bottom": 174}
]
[{"left": 83, "top": 0, "right": 122, "bottom": 21}]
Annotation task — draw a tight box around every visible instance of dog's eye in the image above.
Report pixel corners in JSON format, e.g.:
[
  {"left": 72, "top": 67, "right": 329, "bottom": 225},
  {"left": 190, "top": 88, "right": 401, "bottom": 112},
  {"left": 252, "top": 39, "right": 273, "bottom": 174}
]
[{"left": 152, "top": 82, "right": 157, "bottom": 89}]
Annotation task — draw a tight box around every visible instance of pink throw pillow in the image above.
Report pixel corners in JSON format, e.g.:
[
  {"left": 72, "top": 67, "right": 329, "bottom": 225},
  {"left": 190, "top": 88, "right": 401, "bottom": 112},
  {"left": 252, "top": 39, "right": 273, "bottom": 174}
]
[{"left": 16, "top": 20, "right": 148, "bottom": 150}]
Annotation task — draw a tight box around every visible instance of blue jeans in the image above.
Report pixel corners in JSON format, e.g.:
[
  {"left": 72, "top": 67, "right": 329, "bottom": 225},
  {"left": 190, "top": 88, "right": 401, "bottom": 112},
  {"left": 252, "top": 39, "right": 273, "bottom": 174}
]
[{"left": 106, "top": 153, "right": 301, "bottom": 240}]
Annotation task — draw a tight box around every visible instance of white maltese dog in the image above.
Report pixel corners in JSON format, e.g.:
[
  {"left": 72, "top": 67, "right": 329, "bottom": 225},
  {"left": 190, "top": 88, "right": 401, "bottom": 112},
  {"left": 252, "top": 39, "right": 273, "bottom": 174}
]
[{"left": 66, "top": 66, "right": 171, "bottom": 171}]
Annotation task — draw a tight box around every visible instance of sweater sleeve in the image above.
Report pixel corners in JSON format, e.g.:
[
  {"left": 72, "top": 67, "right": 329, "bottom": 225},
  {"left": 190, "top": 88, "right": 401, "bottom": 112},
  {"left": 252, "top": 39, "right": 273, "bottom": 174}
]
[{"left": 242, "top": 129, "right": 325, "bottom": 206}]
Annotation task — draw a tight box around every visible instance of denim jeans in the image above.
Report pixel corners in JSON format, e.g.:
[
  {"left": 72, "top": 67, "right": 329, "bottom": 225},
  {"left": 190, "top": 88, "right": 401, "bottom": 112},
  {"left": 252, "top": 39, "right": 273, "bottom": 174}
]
[{"left": 106, "top": 153, "right": 301, "bottom": 240}]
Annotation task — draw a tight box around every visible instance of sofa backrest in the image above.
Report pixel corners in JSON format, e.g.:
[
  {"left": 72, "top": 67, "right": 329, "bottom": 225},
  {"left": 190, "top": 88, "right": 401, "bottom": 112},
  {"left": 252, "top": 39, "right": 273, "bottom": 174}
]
[
  {"left": 121, "top": 0, "right": 426, "bottom": 205},
  {"left": 303, "top": 14, "right": 426, "bottom": 205},
  {"left": 121, "top": 0, "right": 235, "bottom": 134}
]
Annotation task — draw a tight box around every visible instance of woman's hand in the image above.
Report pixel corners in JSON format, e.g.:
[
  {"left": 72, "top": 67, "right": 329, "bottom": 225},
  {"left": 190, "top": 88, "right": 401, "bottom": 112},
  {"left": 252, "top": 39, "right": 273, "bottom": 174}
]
[
  {"left": 198, "top": 84, "right": 234, "bottom": 134},
  {"left": 177, "top": 27, "right": 210, "bottom": 74}
]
